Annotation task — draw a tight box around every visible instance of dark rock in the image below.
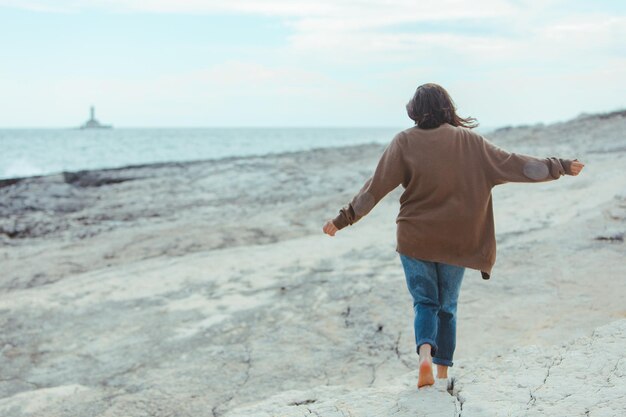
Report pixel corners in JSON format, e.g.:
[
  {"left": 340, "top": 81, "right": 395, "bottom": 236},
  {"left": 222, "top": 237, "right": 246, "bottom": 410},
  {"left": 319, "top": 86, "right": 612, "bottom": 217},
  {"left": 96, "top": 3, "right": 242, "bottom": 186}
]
[
  {"left": 595, "top": 232, "right": 624, "bottom": 242},
  {"left": 63, "top": 171, "right": 136, "bottom": 187}
]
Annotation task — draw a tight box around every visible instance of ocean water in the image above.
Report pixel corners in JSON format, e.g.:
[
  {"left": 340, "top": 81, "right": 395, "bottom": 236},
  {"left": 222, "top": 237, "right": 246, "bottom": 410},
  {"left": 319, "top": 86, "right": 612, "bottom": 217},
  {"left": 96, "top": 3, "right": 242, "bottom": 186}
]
[
  {"left": 0, "top": 126, "right": 497, "bottom": 180},
  {"left": 0, "top": 127, "right": 404, "bottom": 180}
]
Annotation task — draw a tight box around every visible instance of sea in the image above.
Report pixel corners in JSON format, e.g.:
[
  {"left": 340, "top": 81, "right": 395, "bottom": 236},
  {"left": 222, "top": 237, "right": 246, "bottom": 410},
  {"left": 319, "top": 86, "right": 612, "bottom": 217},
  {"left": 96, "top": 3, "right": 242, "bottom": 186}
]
[{"left": 0, "top": 126, "right": 497, "bottom": 180}]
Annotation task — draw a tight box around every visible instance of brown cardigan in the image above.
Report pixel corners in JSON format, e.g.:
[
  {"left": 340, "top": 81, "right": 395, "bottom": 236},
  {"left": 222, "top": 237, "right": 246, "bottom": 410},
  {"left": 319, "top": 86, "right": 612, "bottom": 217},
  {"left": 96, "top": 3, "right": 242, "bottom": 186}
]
[{"left": 331, "top": 123, "right": 577, "bottom": 280}]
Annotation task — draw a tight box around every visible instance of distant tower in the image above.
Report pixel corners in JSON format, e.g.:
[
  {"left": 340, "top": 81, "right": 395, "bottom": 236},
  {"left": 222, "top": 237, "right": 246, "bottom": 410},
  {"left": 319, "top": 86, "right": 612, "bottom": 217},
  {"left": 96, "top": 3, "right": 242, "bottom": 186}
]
[{"left": 80, "top": 105, "right": 112, "bottom": 129}]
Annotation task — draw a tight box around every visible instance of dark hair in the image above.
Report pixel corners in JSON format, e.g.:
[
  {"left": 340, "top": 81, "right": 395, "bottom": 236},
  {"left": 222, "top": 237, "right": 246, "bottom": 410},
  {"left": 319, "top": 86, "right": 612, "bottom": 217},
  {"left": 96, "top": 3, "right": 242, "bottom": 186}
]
[{"left": 406, "top": 83, "right": 478, "bottom": 129}]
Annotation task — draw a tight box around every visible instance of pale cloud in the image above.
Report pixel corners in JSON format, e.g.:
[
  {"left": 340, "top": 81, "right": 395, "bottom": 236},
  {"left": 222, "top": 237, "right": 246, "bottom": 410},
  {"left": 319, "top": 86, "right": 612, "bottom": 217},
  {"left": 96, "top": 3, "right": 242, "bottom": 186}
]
[
  {"left": 539, "top": 15, "right": 626, "bottom": 49},
  {"left": 285, "top": 31, "right": 520, "bottom": 64},
  {"left": 0, "top": 0, "right": 623, "bottom": 126},
  {"left": 0, "top": 0, "right": 515, "bottom": 18},
  {"left": 2, "top": 0, "right": 618, "bottom": 64}
]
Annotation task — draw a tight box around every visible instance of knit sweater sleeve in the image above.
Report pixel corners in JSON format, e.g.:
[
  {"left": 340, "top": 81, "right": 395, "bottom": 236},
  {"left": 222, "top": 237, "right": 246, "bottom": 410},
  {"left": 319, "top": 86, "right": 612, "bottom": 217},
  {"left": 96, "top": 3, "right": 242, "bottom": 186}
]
[
  {"left": 332, "top": 133, "right": 405, "bottom": 230},
  {"left": 478, "top": 136, "right": 578, "bottom": 186}
]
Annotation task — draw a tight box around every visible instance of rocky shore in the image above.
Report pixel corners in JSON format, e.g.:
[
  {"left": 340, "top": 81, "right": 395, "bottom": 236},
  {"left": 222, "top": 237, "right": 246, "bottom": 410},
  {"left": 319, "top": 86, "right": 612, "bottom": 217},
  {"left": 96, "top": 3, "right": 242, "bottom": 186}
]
[{"left": 1, "top": 110, "right": 625, "bottom": 416}]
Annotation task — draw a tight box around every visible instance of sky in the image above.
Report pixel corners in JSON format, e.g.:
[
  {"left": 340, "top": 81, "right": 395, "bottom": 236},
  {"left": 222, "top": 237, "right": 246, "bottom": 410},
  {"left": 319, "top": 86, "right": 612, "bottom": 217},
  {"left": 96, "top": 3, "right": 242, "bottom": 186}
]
[{"left": 0, "top": 0, "right": 624, "bottom": 128}]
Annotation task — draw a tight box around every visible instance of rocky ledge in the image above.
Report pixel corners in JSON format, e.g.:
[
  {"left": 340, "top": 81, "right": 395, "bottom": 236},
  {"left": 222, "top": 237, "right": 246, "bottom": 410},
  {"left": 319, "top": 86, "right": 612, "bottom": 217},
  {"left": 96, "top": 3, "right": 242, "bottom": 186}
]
[{"left": 224, "top": 318, "right": 626, "bottom": 417}]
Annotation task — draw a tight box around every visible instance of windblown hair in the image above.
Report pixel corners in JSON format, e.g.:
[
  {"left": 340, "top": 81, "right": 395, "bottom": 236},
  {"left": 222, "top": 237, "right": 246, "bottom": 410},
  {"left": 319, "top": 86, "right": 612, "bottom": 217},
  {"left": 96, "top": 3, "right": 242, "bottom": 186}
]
[{"left": 406, "top": 83, "right": 479, "bottom": 129}]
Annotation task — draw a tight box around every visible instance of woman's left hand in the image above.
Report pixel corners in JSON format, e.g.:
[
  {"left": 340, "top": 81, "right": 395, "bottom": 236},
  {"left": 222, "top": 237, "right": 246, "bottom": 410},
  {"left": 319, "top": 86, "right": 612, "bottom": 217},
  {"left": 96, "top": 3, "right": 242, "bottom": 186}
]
[{"left": 322, "top": 220, "right": 338, "bottom": 237}]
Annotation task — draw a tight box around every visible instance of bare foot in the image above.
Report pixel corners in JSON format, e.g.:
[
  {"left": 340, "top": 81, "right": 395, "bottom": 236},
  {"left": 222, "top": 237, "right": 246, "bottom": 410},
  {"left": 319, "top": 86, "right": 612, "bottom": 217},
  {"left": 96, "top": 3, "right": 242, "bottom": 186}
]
[{"left": 418, "top": 357, "right": 435, "bottom": 388}]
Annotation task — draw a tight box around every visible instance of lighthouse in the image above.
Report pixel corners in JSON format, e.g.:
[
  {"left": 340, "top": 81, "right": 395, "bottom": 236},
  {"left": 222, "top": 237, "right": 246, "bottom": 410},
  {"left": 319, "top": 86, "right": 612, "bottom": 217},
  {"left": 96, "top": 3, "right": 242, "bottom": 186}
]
[{"left": 80, "top": 106, "right": 112, "bottom": 129}]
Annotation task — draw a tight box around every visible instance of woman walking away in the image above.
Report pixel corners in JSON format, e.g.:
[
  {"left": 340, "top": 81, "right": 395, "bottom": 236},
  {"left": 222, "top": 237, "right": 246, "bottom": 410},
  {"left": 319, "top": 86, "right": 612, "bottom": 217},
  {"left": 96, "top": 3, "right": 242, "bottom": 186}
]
[{"left": 322, "top": 83, "right": 585, "bottom": 389}]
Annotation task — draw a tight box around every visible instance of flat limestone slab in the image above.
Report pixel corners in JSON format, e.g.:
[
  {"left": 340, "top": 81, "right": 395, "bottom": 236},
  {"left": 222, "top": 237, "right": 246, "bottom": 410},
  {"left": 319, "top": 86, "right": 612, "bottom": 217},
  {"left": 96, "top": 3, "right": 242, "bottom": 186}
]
[
  {"left": 225, "top": 318, "right": 626, "bottom": 417},
  {"left": 224, "top": 377, "right": 459, "bottom": 417},
  {"left": 451, "top": 318, "right": 626, "bottom": 417}
]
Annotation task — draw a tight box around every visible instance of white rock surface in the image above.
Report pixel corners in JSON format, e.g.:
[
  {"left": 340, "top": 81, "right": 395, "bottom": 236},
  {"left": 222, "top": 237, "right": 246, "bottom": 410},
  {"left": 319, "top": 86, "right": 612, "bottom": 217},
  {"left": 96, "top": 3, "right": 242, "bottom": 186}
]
[
  {"left": 225, "top": 319, "right": 626, "bottom": 416},
  {"left": 452, "top": 318, "right": 626, "bottom": 416},
  {"left": 224, "top": 377, "right": 459, "bottom": 417}
]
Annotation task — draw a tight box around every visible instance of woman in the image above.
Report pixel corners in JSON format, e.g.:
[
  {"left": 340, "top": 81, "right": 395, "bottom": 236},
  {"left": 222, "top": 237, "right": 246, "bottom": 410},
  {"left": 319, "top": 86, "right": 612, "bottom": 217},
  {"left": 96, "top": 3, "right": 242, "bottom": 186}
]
[{"left": 322, "top": 83, "right": 585, "bottom": 389}]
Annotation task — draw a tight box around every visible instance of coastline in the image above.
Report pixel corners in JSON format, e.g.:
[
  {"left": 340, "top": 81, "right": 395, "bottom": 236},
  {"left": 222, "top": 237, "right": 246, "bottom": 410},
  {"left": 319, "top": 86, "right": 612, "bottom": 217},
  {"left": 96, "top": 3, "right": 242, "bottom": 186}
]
[
  {"left": 2, "top": 109, "right": 618, "bottom": 185},
  {"left": 0, "top": 126, "right": 403, "bottom": 182},
  {"left": 0, "top": 140, "right": 385, "bottom": 187}
]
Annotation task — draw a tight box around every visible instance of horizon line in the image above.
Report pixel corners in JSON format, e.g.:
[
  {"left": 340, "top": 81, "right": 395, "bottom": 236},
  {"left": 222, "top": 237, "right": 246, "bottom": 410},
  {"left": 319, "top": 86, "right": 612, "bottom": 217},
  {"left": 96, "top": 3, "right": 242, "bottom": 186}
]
[{"left": 0, "top": 124, "right": 504, "bottom": 130}]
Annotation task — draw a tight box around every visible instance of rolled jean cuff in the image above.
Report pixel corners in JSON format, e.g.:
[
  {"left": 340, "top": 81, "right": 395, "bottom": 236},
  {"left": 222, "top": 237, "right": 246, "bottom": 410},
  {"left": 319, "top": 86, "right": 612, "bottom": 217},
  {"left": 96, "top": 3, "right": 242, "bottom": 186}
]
[
  {"left": 416, "top": 338, "right": 438, "bottom": 356},
  {"left": 432, "top": 356, "right": 454, "bottom": 367}
]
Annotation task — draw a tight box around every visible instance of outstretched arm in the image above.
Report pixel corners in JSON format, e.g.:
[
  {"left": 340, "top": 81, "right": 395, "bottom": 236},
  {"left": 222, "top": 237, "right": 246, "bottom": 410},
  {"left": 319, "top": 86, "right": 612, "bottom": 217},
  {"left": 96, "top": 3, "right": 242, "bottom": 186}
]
[
  {"left": 479, "top": 136, "right": 584, "bottom": 186},
  {"left": 323, "top": 133, "right": 406, "bottom": 236}
]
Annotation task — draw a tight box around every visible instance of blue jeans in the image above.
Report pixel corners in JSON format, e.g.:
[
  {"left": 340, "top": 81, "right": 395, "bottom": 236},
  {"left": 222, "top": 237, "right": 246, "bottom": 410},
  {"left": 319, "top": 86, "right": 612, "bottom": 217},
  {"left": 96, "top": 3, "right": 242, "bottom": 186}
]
[{"left": 399, "top": 253, "right": 465, "bottom": 367}]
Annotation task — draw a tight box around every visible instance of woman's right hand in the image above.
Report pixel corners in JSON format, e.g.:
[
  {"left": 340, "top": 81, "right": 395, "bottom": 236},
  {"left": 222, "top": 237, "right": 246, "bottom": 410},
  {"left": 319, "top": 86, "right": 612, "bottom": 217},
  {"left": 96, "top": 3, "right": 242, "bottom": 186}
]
[{"left": 323, "top": 220, "right": 338, "bottom": 237}]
